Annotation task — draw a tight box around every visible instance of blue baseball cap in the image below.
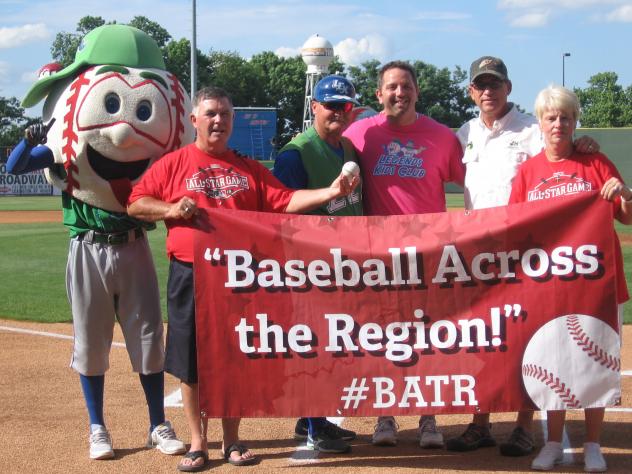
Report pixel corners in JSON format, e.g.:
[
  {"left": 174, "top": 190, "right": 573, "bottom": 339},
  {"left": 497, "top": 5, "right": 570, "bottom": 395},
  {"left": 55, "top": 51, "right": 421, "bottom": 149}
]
[{"left": 313, "top": 75, "right": 360, "bottom": 105}]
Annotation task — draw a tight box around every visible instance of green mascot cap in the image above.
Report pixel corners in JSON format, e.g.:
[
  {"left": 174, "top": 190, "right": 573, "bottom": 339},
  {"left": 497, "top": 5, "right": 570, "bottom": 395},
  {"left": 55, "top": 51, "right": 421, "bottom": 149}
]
[{"left": 22, "top": 24, "right": 166, "bottom": 108}]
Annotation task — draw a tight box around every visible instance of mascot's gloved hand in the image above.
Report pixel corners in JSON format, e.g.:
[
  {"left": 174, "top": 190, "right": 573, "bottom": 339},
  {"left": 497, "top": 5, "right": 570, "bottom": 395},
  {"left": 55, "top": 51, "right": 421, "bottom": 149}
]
[{"left": 24, "top": 118, "right": 55, "bottom": 146}]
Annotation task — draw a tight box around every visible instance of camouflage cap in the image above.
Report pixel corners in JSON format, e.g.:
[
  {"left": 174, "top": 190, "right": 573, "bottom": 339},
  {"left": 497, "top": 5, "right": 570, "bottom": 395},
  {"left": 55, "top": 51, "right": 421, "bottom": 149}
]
[
  {"left": 469, "top": 56, "right": 509, "bottom": 83},
  {"left": 22, "top": 24, "right": 165, "bottom": 108}
]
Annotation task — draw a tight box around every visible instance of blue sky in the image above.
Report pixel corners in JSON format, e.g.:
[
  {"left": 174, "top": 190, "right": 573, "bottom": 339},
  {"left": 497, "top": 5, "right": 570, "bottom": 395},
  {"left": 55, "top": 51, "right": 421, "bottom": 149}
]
[{"left": 1, "top": 0, "right": 631, "bottom": 118}]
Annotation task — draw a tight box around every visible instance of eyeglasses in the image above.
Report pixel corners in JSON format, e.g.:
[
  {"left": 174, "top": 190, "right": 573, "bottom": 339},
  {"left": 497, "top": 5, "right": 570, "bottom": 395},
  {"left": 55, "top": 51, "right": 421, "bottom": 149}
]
[
  {"left": 320, "top": 102, "right": 354, "bottom": 113},
  {"left": 471, "top": 79, "right": 505, "bottom": 91}
]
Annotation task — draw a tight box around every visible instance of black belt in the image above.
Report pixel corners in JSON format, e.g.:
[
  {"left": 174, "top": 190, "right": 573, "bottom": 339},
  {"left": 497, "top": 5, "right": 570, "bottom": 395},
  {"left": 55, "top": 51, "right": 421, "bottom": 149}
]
[{"left": 78, "top": 228, "right": 145, "bottom": 245}]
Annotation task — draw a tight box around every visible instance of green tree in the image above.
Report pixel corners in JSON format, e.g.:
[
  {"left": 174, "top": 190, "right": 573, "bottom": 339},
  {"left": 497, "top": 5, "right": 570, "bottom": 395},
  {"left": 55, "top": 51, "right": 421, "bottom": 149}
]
[
  {"left": 164, "top": 38, "right": 211, "bottom": 95},
  {"left": 575, "top": 72, "right": 632, "bottom": 127},
  {"left": 0, "top": 96, "right": 38, "bottom": 147},
  {"left": 328, "top": 56, "right": 346, "bottom": 76},
  {"left": 348, "top": 59, "right": 381, "bottom": 110},
  {"left": 250, "top": 52, "right": 306, "bottom": 145},
  {"left": 414, "top": 61, "right": 474, "bottom": 127},
  {"left": 203, "top": 50, "right": 266, "bottom": 107}
]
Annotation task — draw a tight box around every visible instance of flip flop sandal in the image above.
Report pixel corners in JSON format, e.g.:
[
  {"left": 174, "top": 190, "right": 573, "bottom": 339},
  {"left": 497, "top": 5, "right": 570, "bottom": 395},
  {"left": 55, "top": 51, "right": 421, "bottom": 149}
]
[
  {"left": 223, "top": 443, "right": 258, "bottom": 466},
  {"left": 177, "top": 450, "right": 209, "bottom": 472}
]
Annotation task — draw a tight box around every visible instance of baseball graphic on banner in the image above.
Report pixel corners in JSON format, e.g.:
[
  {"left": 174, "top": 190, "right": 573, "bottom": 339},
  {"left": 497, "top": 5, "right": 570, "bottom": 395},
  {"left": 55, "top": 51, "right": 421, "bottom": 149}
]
[{"left": 522, "top": 314, "right": 620, "bottom": 410}]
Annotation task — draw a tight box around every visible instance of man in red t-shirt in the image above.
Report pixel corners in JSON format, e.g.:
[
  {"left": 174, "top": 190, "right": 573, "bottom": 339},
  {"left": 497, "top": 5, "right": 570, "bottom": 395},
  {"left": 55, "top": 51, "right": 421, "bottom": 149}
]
[{"left": 128, "top": 86, "right": 358, "bottom": 472}]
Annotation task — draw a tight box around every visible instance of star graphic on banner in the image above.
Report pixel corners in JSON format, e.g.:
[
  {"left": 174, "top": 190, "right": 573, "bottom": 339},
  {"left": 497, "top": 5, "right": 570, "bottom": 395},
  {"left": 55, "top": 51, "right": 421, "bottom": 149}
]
[
  {"left": 401, "top": 217, "right": 431, "bottom": 239},
  {"left": 272, "top": 218, "right": 303, "bottom": 242},
  {"left": 432, "top": 225, "right": 468, "bottom": 246},
  {"left": 468, "top": 230, "right": 507, "bottom": 255}
]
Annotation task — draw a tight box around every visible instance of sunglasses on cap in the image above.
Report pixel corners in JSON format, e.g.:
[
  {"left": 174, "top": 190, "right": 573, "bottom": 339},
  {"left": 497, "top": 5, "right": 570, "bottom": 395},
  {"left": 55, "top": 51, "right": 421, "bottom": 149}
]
[{"left": 320, "top": 101, "right": 354, "bottom": 113}]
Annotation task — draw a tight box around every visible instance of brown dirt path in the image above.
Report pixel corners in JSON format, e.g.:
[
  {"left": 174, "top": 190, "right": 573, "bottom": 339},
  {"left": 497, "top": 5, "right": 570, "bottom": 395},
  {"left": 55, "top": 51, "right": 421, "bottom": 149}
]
[
  {"left": 0, "top": 320, "right": 630, "bottom": 474},
  {"left": 0, "top": 210, "right": 61, "bottom": 223}
]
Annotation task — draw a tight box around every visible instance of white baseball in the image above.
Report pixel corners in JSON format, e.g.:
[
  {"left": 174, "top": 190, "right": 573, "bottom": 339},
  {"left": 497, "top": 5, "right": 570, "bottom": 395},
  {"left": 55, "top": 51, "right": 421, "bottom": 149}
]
[
  {"left": 522, "top": 314, "right": 620, "bottom": 410},
  {"left": 342, "top": 161, "right": 360, "bottom": 178}
]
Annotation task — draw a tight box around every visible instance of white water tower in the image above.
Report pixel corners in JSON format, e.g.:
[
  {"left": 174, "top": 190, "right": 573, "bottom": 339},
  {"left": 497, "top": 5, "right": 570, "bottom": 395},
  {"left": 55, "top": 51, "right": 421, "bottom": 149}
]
[{"left": 301, "top": 34, "right": 334, "bottom": 130}]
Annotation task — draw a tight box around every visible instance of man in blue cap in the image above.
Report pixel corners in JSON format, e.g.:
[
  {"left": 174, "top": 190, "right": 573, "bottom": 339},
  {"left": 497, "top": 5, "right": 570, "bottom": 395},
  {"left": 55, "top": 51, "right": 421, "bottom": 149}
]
[{"left": 273, "top": 75, "right": 361, "bottom": 453}]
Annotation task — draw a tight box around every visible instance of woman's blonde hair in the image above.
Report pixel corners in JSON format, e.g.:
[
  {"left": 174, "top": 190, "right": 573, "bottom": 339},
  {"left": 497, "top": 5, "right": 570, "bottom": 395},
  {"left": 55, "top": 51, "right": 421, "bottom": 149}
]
[{"left": 534, "top": 84, "right": 580, "bottom": 122}]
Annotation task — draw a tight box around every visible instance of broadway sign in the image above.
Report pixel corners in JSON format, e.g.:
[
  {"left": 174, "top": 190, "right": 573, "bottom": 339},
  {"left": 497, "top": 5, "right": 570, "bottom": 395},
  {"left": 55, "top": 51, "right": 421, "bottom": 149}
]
[{"left": 193, "top": 192, "right": 621, "bottom": 418}]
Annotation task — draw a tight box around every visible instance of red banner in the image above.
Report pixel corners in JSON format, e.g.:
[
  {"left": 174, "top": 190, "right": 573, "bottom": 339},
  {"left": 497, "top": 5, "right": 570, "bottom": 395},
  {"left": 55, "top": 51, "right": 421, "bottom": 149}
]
[{"left": 193, "top": 192, "right": 621, "bottom": 418}]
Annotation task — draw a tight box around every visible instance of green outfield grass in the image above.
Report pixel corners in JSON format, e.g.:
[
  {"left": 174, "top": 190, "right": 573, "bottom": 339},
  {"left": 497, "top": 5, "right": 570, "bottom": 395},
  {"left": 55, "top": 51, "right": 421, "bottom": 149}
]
[
  {"left": 0, "top": 195, "right": 59, "bottom": 211},
  {"left": 0, "top": 195, "right": 630, "bottom": 324}
]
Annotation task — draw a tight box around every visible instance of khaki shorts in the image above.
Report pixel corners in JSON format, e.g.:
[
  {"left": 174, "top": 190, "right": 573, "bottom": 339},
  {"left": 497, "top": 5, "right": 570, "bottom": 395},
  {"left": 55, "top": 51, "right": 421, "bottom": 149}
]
[{"left": 67, "top": 233, "right": 164, "bottom": 375}]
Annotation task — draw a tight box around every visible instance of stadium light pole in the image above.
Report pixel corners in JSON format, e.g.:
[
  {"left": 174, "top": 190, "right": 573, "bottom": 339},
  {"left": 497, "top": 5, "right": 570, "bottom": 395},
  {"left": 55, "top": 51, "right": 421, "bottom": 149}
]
[
  {"left": 191, "top": 0, "right": 197, "bottom": 99},
  {"left": 562, "top": 52, "right": 571, "bottom": 87}
]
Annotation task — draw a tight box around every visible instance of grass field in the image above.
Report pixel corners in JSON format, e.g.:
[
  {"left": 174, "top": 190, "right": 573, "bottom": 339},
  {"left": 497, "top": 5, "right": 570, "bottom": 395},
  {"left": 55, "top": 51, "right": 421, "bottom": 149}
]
[{"left": 1, "top": 195, "right": 630, "bottom": 324}]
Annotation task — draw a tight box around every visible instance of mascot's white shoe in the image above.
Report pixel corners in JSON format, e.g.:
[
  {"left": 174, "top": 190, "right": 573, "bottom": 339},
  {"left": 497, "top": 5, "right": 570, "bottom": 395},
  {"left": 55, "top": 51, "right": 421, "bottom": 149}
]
[
  {"left": 147, "top": 421, "right": 186, "bottom": 455},
  {"left": 89, "top": 425, "right": 114, "bottom": 460}
]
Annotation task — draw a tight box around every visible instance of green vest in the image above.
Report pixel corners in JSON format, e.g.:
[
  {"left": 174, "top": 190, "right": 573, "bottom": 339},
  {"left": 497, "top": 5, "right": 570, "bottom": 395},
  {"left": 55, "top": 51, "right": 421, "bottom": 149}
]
[
  {"left": 280, "top": 127, "right": 363, "bottom": 216},
  {"left": 62, "top": 192, "right": 155, "bottom": 237}
]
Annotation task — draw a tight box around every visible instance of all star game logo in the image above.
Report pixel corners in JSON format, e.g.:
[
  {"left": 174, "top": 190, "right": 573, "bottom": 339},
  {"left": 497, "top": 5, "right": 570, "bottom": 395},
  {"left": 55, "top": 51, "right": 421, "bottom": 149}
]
[
  {"left": 527, "top": 172, "right": 592, "bottom": 201},
  {"left": 186, "top": 165, "right": 249, "bottom": 200}
]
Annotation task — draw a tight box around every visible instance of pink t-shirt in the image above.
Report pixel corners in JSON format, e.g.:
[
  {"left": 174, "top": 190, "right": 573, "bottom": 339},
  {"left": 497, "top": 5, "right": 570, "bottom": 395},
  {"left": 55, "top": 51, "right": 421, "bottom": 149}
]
[{"left": 344, "top": 113, "right": 464, "bottom": 216}]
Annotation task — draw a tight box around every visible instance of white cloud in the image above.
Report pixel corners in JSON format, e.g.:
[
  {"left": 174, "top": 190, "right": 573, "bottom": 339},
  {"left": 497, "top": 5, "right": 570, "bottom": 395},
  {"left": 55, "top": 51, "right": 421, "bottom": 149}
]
[
  {"left": 606, "top": 5, "right": 632, "bottom": 21},
  {"left": 334, "top": 35, "right": 390, "bottom": 67},
  {"left": 499, "top": 0, "right": 630, "bottom": 27},
  {"left": 510, "top": 11, "right": 550, "bottom": 27},
  {"left": 274, "top": 46, "right": 300, "bottom": 58},
  {"left": 0, "top": 23, "right": 49, "bottom": 49}
]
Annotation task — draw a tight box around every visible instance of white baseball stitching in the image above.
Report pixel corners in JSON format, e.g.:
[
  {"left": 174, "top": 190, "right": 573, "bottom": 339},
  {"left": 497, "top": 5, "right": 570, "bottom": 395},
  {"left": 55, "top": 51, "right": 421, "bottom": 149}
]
[
  {"left": 522, "top": 363, "right": 582, "bottom": 408},
  {"left": 566, "top": 315, "right": 620, "bottom": 371}
]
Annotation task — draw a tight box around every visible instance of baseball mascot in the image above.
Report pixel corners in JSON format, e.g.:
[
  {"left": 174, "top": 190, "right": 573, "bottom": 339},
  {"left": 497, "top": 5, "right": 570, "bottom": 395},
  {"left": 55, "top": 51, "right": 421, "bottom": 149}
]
[{"left": 7, "top": 24, "right": 194, "bottom": 460}]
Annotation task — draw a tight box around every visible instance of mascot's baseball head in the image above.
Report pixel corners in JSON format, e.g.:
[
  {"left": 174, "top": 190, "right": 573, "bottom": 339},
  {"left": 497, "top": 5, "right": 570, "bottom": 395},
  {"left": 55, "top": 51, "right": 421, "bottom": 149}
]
[{"left": 22, "top": 24, "right": 194, "bottom": 212}]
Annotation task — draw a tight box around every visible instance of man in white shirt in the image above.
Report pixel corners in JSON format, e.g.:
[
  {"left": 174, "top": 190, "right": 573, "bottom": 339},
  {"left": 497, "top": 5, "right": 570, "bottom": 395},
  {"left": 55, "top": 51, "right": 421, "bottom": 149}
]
[{"left": 447, "top": 55, "right": 598, "bottom": 457}]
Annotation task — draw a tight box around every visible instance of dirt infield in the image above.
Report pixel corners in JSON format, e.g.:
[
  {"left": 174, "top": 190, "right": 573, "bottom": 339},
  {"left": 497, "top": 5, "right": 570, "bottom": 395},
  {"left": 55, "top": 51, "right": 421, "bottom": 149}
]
[
  {"left": 0, "top": 210, "right": 61, "bottom": 224},
  {"left": 0, "top": 320, "right": 630, "bottom": 474}
]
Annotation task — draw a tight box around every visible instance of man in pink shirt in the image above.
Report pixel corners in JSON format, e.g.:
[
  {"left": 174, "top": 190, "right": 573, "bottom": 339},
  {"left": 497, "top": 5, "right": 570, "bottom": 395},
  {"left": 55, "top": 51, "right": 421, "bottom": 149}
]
[
  {"left": 345, "top": 60, "right": 464, "bottom": 217},
  {"left": 344, "top": 61, "right": 464, "bottom": 448}
]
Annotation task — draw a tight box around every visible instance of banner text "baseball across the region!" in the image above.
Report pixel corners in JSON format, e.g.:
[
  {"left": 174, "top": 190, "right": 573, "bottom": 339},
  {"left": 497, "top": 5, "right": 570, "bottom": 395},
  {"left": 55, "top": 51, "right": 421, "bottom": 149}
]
[{"left": 204, "top": 244, "right": 601, "bottom": 290}]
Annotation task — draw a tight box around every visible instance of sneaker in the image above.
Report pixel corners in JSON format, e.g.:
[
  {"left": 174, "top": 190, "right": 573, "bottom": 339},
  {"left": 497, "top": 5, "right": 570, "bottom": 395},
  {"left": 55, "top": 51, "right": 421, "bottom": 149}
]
[
  {"left": 446, "top": 423, "right": 496, "bottom": 452},
  {"left": 294, "top": 418, "right": 309, "bottom": 440},
  {"left": 147, "top": 421, "right": 186, "bottom": 455},
  {"left": 294, "top": 418, "right": 356, "bottom": 441},
  {"left": 418, "top": 415, "right": 444, "bottom": 449},
  {"left": 89, "top": 425, "right": 114, "bottom": 460},
  {"left": 531, "top": 441, "right": 563, "bottom": 471},
  {"left": 499, "top": 426, "right": 534, "bottom": 457},
  {"left": 307, "top": 431, "right": 351, "bottom": 453},
  {"left": 372, "top": 417, "right": 398, "bottom": 446},
  {"left": 583, "top": 442, "right": 607, "bottom": 472},
  {"left": 321, "top": 421, "right": 356, "bottom": 441}
]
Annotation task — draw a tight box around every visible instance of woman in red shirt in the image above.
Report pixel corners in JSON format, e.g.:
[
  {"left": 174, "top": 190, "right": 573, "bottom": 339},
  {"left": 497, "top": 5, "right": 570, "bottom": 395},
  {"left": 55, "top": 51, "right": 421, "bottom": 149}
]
[{"left": 509, "top": 85, "right": 631, "bottom": 473}]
